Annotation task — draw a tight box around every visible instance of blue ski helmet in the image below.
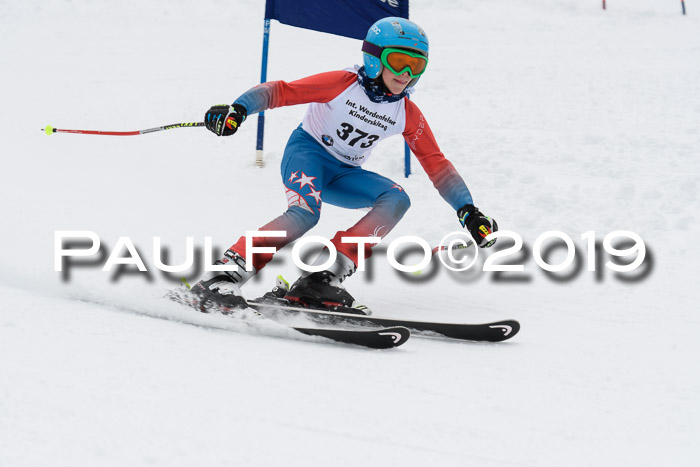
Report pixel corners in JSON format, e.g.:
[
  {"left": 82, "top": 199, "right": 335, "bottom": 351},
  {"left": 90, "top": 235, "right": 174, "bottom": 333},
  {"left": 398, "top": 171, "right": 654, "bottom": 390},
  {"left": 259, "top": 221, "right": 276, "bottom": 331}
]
[{"left": 362, "top": 17, "right": 429, "bottom": 88}]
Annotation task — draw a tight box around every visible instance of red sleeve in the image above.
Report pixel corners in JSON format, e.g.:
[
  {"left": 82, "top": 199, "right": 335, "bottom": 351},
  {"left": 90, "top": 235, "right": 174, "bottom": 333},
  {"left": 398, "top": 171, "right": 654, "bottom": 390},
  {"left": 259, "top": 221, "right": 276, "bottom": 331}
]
[
  {"left": 233, "top": 71, "right": 357, "bottom": 114},
  {"left": 403, "top": 99, "right": 473, "bottom": 210}
]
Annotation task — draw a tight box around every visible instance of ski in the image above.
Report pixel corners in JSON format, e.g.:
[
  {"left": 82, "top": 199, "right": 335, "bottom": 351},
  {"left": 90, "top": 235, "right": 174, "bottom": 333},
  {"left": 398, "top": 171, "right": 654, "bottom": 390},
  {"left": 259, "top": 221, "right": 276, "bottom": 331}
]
[
  {"left": 248, "top": 299, "right": 519, "bottom": 343},
  {"left": 166, "top": 289, "right": 410, "bottom": 349}
]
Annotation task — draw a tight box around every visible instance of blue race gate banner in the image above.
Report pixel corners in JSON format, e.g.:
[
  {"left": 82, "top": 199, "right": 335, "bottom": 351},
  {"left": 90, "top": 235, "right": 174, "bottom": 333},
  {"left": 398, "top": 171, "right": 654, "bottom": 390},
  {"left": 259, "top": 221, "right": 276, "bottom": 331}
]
[{"left": 265, "top": 0, "right": 409, "bottom": 40}]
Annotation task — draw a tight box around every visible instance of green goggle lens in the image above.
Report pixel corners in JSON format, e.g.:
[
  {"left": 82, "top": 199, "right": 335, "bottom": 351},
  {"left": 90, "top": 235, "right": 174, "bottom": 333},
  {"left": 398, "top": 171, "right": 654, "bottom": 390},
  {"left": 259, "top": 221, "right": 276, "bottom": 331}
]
[{"left": 380, "top": 48, "right": 428, "bottom": 78}]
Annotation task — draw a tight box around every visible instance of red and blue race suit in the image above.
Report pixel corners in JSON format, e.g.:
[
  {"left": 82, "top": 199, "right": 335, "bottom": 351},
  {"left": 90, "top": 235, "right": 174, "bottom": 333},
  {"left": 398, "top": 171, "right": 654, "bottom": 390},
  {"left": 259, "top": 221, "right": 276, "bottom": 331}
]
[{"left": 228, "top": 68, "right": 474, "bottom": 270}]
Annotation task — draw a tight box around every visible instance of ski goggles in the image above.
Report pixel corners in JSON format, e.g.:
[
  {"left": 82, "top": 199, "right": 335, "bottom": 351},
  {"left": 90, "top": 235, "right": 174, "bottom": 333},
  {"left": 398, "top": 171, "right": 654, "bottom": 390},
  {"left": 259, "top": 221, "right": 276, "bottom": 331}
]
[{"left": 380, "top": 48, "right": 429, "bottom": 78}]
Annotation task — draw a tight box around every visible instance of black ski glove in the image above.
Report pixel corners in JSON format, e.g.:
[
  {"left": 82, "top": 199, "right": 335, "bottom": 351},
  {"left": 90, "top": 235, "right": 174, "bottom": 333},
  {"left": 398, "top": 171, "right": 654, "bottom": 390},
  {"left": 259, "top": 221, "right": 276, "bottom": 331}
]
[
  {"left": 457, "top": 204, "right": 498, "bottom": 248},
  {"left": 204, "top": 104, "right": 247, "bottom": 136}
]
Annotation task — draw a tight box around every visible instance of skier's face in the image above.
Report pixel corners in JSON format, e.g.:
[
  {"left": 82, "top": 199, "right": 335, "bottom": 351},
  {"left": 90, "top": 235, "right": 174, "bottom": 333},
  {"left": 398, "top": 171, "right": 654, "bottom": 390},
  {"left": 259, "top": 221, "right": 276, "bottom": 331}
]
[{"left": 381, "top": 67, "right": 411, "bottom": 95}]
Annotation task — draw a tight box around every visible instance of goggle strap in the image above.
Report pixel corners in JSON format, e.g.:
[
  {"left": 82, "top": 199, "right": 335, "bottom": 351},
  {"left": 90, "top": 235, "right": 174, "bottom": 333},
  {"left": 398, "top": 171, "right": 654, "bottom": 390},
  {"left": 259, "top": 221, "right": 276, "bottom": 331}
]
[{"left": 362, "top": 41, "right": 383, "bottom": 58}]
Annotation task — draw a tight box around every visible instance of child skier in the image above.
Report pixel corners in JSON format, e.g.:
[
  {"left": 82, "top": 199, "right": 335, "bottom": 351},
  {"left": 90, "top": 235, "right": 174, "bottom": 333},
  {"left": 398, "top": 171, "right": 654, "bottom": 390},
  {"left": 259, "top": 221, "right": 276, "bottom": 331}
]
[{"left": 191, "top": 17, "right": 498, "bottom": 313}]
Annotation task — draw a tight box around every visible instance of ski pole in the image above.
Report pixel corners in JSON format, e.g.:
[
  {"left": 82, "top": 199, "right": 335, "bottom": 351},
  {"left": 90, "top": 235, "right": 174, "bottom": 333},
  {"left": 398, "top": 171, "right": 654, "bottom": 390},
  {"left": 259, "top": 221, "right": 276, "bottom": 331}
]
[
  {"left": 42, "top": 122, "right": 204, "bottom": 136},
  {"left": 431, "top": 238, "right": 475, "bottom": 255},
  {"left": 412, "top": 238, "right": 476, "bottom": 275}
]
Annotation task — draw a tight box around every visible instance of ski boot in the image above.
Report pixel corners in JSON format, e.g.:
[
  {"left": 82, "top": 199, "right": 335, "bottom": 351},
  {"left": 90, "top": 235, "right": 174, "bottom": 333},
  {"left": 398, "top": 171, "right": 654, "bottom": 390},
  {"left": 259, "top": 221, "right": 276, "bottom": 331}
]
[
  {"left": 282, "top": 251, "right": 371, "bottom": 315},
  {"left": 189, "top": 250, "right": 255, "bottom": 313}
]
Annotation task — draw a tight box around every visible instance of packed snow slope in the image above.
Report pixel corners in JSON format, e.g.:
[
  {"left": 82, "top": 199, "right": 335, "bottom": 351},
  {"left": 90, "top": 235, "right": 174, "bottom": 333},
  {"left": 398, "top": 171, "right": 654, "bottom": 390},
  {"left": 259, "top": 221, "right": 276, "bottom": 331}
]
[{"left": 1, "top": 0, "right": 698, "bottom": 466}]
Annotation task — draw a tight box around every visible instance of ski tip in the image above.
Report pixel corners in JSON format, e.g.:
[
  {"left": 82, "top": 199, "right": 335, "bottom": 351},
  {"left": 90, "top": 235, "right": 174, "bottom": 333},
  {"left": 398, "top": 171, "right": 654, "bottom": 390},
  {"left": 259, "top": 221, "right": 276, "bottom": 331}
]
[
  {"left": 377, "top": 326, "right": 411, "bottom": 347},
  {"left": 487, "top": 320, "right": 521, "bottom": 341},
  {"left": 44, "top": 125, "right": 55, "bottom": 135},
  {"left": 295, "top": 325, "right": 411, "bottom": 349}
]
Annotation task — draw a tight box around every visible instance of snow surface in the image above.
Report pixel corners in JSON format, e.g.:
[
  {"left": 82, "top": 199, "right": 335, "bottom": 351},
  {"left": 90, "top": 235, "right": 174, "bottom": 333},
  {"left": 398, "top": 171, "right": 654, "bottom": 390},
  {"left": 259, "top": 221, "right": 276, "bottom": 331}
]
[{"left": 1, "top": 0, "right": 699, "bottom": 465}]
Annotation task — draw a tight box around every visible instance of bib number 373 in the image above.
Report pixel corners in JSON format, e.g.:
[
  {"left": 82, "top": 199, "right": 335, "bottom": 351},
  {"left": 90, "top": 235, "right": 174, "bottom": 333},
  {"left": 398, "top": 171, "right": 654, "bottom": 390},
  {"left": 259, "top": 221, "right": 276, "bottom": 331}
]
[{"left": 337, "top": 122, "right": 379, "bottom": 148}]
